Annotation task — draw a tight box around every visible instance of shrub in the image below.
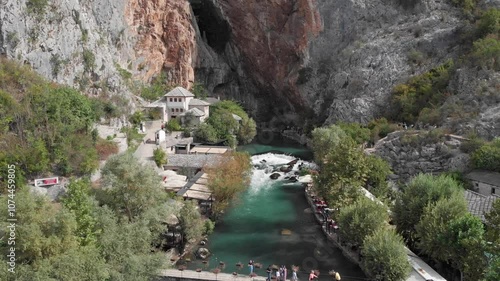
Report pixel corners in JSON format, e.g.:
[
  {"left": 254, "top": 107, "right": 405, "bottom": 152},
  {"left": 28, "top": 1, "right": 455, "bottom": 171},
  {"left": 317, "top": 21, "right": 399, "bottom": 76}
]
[
  {"left": 203, "top": 220, "right": 215, "bottom": 235},
  {"left": 476, "top": 8, "right": 500, "bottom": 38},
  {"left": 129, "top": 111, "right": 143, "bottom": 126},
  {"left": 153, "top": 148, "right": 167, "bottom": 168},
  {"left": 95, "top": 138, "right": 119, "bottom": 160},
  {"left": 407, "top": 49, "right": 425, "bottom": 65},
  {"left": 82, "top": 49, "right": 95, "bottom": 73},
  {"left": 165, "top": 119, "right": 182, "bottom": 132},
  {"left": 26, "top": 0, "right": 48, "bottom": 15},
  {"left": 391, "top": 60, "right": 453, "bottom": 123},
  {"left": 195, "top": 123, "right": 218, "bottom": 143},
  {"left": 472, "top": 36, "right": 500, "bottom": 70},
  {"left": 191, "top": 82, "right": 208, "bottom": 99},
  {"left": 367, "top": 118, "right": 399, "bottom": 143},
  {"left": 471, "top": 139, "right": 500, "bottom": 172}
]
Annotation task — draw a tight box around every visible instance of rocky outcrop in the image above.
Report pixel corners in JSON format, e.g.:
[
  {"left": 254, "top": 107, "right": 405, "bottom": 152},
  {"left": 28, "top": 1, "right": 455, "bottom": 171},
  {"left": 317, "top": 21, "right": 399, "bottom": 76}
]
[
  {"left": 443, "top": 67, "right": 500, "bottom": 140},
  {"left": 0, "top": 0, "right": 197, "bottom": 98},
  {"left": 372, "top": 131, "right": 470, "bottom": 181},
  {"left": 125, "top": 0, "right": 196, "bottom": 87}
]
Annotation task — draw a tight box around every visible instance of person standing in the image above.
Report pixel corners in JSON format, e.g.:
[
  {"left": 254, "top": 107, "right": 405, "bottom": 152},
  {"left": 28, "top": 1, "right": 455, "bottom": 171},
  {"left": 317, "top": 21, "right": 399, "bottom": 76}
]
[
  {"left": 292, "top": 269, "right": 298, "bottom": 281},
  {"left": 267, "top": 266, "right": 272, "bottom": 281},
  {"left": 308, "top": 270, "right": 317, "bottom": 281},
  {"left": 249, "top": 260, "right": 254, "bottom": 274},
  {"left": 283, "top": 266, "right": 287, "bottom": 281}
]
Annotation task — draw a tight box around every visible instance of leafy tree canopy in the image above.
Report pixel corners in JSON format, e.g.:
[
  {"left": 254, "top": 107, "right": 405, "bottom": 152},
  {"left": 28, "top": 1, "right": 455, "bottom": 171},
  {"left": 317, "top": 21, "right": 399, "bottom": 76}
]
[
  {"left": 361, "top": 228, "right": 411, "bottom": 281},
  {"left": 393, "top": 173, "right": 464, "bottom": 244},
  {"left": 338, "top": 197, "right": 389, "bottom": 247}
]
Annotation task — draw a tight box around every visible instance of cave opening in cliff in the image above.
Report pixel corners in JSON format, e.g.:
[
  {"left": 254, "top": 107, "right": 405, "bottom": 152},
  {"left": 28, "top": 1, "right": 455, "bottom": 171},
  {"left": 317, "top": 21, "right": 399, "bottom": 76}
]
[{"left": 190, "top": 0, "right": 231, "bottom": 54}]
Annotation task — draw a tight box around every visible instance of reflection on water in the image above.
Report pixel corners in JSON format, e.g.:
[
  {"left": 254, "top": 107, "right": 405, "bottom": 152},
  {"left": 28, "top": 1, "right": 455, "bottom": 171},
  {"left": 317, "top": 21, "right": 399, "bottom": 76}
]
[{"left": 186, "top": 146, "right": 365, "bottom": 281}]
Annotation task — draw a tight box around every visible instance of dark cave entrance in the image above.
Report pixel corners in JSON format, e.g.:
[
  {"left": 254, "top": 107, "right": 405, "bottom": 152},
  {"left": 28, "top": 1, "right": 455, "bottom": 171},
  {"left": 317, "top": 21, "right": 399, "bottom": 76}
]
[{"left": 190, "top": 0, "right": 231, "bottom": 54}]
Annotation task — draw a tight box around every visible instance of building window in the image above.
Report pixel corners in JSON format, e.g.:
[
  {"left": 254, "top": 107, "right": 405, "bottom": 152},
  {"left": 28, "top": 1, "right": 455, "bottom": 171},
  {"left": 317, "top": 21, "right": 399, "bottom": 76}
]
[
  {"left": 180, "top": 108, "right": 183, "bottom": 112},
  {"left": 493, "top": 188, "right": 496, "bottom": 194},
  {"left": 174, "top": 98, "right": 178, "bottom": 102},
  {"left": 176, "top": 108, "right": 179, "bottom": 112},
  {"left": 169, "top": 98, "right": 173, "bottom": 102},
  {"left": 179, "top": 98, "right": 183, "bottom": 102}
]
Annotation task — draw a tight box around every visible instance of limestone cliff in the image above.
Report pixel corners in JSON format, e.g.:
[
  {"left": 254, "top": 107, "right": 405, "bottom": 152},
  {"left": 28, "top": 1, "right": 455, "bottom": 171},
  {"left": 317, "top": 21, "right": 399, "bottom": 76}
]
[
  {"left": 0, "top": 0, "right": 196, "bottom": 99},
  {"left": 1, "top": 0, "right": 498, "bottom": 138}
]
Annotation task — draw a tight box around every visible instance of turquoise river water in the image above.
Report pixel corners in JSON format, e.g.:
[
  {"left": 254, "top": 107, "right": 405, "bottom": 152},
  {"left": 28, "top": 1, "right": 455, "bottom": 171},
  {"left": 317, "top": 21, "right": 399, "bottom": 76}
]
[{"left": 187, "top": 144, "right": 366, "bottom": 281}]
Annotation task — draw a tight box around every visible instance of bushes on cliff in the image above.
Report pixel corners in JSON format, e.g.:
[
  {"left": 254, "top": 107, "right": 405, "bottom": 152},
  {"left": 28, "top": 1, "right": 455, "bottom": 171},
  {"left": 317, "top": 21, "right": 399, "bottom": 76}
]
[
  {"left": 472, "top": 36, "right": 500, "bottom": 71},
  {"left": 0, "top": 59, "right": 103, "bottom": 178},
  {"left": 391, "top": 60, "right": 453, "bottom": 124},
  {"left": 471, "top": 138, "right": 500, "bottom": 172},
  {"left": 367, "top": 118, "right": 399, "bottom": 143}
]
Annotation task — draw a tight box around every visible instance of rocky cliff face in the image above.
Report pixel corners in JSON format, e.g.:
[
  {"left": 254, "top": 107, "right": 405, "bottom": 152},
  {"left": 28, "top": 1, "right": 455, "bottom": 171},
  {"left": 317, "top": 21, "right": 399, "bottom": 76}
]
[
  {"left": 1, "top": 0, "right": 498, "bottom": 137},
  {"left": 0, "top": 0, "right": 196, "bottom": 99}
]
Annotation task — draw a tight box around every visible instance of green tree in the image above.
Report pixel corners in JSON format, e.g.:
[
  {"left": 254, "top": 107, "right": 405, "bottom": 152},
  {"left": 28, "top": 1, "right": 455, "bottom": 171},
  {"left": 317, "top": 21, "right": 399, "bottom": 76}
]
[
  {"left": 166, "top": 118, "right": 182, "bottom": 132},
  {"left": 179, "top": 200, "right": 205, "bottom": 242},
  {"left": 100, "top": 152, "right": 168, "bottom": 222},
  {"left": 365, "top": 155, "right": 392, "bottom": 199},
  {"left": 337, "top": 121, "right": 370, "bottom": 145},
  {"left": 471, "top": 139, "right": 500, "bottom": 172},
  {"left": 338, "top": 197, "right": 389, "bottom": 247},
  {"left": 191, "top": 82, "right": 208, "bottom": 99},
  {"left": 195, "top": 123, "right": 218, "bottom": 143},
  {"left": 361, "top": 228, "right": 411, "bottom": 281},
  {"left": 206, "top": 151, "right": 252, "bottom": 219},
  {"left": 153, "top": 147, "right": 167, "bottom": 167},
  {"left": 129, "top": 111, "right": 143, "bottom": 126},
  {"left": 237, "top": 117, "right": 257, "bottom": 144},
  {"left": 93, "top": 206, "right": 166, "bottom": 281},
  {"left": 62, "top": 180, "right": 99, "bottom": 246},
  {"left": 207, "top": 110, "right": 239, "bottom": 139},
  {"left": 393, "top": 173, "right": 464, "bottom": 245},
  {"left": 442, "top": 214, "right": 487, "bottom": 281},
  {"left": 311, "top": 125, "right": 347, "bottom": 163},
  {"left": 314, "top": 137, "right": 368, "bottom": 211},
  {"left": 0, "top": 186, "right": 79, "bottom": 264},
  {"left": 485, "top": 199, "right": 500, "bottom": 246},
  {"left": 415, "top": 195, "right": 468, "bottom": 262}
]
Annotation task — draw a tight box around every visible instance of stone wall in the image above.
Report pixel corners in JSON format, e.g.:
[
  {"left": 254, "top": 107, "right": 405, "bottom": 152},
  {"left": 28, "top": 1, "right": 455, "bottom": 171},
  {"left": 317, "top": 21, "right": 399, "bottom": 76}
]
[{"left": 372, "top": 131, "right": 470, "bottom": 181}]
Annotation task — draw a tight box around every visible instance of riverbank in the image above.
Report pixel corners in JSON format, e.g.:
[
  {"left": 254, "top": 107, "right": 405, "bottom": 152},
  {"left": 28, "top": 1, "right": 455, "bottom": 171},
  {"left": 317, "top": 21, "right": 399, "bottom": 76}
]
[{"left": 303, "top": 186, "right": 368, "bottom": 276}]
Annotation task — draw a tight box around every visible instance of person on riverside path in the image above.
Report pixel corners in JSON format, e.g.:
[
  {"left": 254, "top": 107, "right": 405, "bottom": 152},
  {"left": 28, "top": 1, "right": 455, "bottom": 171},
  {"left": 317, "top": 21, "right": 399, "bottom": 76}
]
[
  {"left": 292, "top": 269, "right": 298, "bottom": 281},
  {"left": 309, "top": 270, "right": 318, "bottom": 281},
  {"left": 276, "top": 267, "right": 281, "bottom": 281},
  {"left": 283, "top": 265, "right": 288, "bottom": 281},
  {"left": 249, "top": 260, "right": 254, "bottom": 274},
  {"left": 267, "top": 266, "right": 272, "bottom": 281}
]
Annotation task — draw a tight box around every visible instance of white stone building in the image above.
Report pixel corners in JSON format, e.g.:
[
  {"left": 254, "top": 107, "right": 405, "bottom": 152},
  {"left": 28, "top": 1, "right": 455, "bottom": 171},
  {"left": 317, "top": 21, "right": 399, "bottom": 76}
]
[
  {"left": 145, "top": 87, "right": 212, "bottom": 124},
  {"left": 466, "top": 170, "right": 500, "bottom": 196}
]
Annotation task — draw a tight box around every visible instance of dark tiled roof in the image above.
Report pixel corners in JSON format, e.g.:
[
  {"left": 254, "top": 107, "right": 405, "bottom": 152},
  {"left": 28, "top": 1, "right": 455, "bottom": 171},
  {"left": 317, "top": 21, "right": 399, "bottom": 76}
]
[
  {"left": 466, "top": 170, "right": 500, "bottom": 187},
  {"left": 164, "top": 87, "right": 195, "bottom": 97},
  {"left": 189, "top": 98, "right": 210, "bottom": 106},
  {"left": 464, "top": 190, "right": 499, "bottom": 222}
]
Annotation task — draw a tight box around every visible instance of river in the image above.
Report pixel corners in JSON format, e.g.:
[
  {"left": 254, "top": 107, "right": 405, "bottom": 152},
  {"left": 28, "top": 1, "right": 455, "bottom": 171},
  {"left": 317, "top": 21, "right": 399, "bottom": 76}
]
[{"left": 187, "top": 144, "right": 366, "bottom": 281}]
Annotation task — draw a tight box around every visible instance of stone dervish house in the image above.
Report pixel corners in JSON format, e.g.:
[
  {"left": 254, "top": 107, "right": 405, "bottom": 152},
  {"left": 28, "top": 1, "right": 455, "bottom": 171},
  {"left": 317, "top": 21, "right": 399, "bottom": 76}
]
[{"left": 146, "top": 87, "right": 212, "bottom": 124}]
